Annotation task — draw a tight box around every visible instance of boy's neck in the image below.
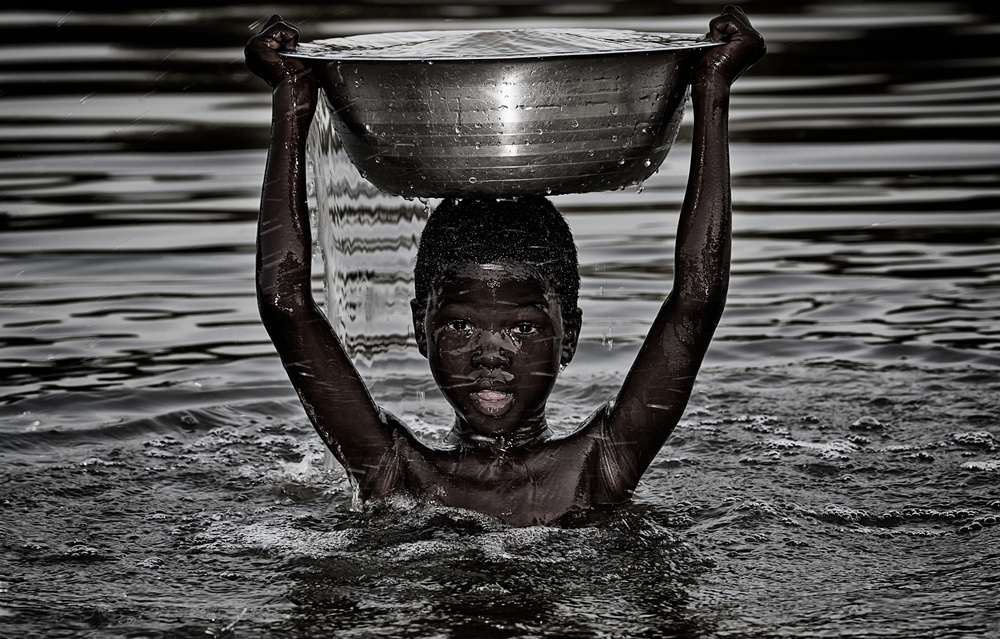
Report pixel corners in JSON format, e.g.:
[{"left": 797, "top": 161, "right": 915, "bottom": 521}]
[{"left": 447, "top": 418, "right": 551, "bottom": 455}]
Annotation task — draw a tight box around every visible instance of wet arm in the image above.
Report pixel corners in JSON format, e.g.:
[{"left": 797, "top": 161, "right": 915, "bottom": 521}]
[
  {"left": 250, "top": 17, "right": 395, "bottom": 475},
  {"left": 601, "top": 7, "right": 765, "bottom": 492}
]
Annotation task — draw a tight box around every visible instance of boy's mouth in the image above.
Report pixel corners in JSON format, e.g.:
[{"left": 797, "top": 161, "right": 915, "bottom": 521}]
[{"left": 471, "top": 389, "right": 514, "bottom": 416}]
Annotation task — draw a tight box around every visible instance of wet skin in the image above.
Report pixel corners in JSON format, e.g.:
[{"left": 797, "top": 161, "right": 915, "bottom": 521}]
[
  {"left": 413, "top": 262, "right": 580, "bottom": 447},
  {"left": 247, "top": 8, "right": 765, "bottom": 525}
]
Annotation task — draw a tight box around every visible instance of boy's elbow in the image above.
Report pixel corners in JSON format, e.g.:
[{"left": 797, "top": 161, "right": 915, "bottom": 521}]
[
  {"left": 667, "top": 287, "right": 728, "bottom": 342},
  {"left": 255, "top": 247, "right": 313, "bottom": 313},
  {"left": 677, "top": 281, "right": 728, "bottom": 317},
  {"left": 256, "top": 283, "right": 312, "bottom": 326}
]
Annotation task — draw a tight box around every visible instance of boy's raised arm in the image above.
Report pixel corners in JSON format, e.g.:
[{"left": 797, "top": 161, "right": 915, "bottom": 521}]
[
  {"left": 247, "top": 16, "right": 397, "bottom": 480},
  {"left": 600, "top": 6, "right": 765, "bottom": 493}
]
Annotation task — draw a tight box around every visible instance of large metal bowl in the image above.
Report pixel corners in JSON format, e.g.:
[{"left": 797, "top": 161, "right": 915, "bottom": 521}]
[{"left": 289, "top": 29, "right": 716, "bottom": 198}]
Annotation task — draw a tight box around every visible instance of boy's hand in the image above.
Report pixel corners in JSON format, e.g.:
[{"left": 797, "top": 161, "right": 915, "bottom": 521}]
[
  {"left": 245, "top": 14, "right": 313, "bottom": 89},
  {"left": 695, "top": 5, "right": 766, "bottom": 87}
]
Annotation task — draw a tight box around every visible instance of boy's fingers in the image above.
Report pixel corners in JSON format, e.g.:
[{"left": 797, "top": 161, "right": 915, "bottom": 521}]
[
  {"left": 261, "top": 14, "right": 283, "bottom": 31},
  {"left": 255, "top": 19, "right": 300, "bottom": 51},
  {"left": 707, "top": 5, "right": 756, "bottom": 41},
  {"left": 706, "top": 16, "right": 733, "bottom": 42},
  {"left": 724, "top": 5, "right": 753, "bottom": 26},
  {"left": 698, "top": 7, "right": 752, "bottom": 43},
  {"left": 696, "top": 7, "right": 766, "bottom": 83}
]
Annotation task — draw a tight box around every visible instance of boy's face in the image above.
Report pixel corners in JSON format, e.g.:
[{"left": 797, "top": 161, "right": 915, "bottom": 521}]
[{"left": 412, "top": 262, "right": 581, "bottom": 440}]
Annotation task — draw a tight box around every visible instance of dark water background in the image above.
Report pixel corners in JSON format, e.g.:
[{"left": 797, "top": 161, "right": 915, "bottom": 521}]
[{"left": 1, "top": 1, "right": 999, "bottom": 637}]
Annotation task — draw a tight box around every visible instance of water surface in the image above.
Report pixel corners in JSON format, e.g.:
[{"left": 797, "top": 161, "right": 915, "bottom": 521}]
[
  {"left": 1, "top": 1, "right": 999, "bottom": 637},
  {"left": 292, "top": 28, "right": 712, "bottom": 60}
]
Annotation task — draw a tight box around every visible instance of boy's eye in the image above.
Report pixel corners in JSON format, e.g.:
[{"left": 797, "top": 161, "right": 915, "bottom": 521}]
[
  {"left": 510, "top": 322, "right": 540, "bottom": 337},
  {"left": 445, "top": 319, "right": 474, "bottom": 334}
]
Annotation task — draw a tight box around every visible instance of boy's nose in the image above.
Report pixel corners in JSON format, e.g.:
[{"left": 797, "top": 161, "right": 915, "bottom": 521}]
[{"left": 471, "top": 330, "right": 513, "bottom": 369}]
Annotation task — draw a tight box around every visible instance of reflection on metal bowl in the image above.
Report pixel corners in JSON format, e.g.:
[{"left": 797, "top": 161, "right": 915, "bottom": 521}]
[{"left": 291, "top": 30, "right": 715, "bottom": 198}]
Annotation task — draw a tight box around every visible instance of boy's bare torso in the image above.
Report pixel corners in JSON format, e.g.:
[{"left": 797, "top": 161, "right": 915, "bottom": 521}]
[{"left": 368, "top": 406, "right": 630, "bottom": 526}]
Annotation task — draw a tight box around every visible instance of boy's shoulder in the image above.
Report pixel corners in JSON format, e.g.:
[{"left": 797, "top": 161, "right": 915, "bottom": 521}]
[{"left": 378, "top": 401, "right": 634, "bottom": 499}]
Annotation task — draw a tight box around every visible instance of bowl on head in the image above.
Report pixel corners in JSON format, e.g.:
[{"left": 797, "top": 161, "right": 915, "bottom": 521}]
[{"left": 288, "top": 29, "right": 717, "bottom": 198}]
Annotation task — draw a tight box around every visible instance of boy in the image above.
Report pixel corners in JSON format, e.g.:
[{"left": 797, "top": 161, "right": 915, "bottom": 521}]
[{"left": 246, "top": 7, "right": 765, "bottom": 526}]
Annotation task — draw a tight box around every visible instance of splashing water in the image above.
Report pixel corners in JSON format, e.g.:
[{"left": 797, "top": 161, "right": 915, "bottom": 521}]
[{"left": 307, "top": 98, "right": 428, "bottom": 368}]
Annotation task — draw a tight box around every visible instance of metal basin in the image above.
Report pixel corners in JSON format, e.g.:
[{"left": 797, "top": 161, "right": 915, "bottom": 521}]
[{"left": 289, "top": 29, "right": 716, "bottom": 198}]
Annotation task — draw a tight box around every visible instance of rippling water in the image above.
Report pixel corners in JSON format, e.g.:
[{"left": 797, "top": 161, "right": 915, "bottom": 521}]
[{"left": 2, "top": 2, "right": 999, "bottom": 637}]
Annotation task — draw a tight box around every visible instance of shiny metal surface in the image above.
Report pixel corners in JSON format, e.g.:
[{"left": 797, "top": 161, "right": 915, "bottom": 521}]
[{"left": 297, "top": 41, "right": 713, "bottom": 197}]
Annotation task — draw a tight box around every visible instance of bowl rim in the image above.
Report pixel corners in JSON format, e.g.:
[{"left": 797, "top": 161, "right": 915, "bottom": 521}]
[{"left": 283, "top": 27, "right": 721, "bottom": 62}]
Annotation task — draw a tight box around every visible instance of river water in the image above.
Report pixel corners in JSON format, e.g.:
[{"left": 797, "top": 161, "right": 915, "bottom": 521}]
[{"left": 2, "top": 1, "right": 999, "bottom": 637}]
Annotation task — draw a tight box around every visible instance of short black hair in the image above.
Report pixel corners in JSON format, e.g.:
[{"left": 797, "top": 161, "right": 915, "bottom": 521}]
[{"left": 413, "top": 196, "right": 579, "bottom": 319}]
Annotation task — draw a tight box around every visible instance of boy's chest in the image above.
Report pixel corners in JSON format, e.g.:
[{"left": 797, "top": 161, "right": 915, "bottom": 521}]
[{"left": 403, "top": 441, "right": 596, "bottom": 526}]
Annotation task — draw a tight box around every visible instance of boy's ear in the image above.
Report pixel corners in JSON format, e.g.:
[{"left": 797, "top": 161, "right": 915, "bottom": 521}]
[
  {"left": 410, "top": 298, "right": 428, "bottom": 358},
  {"left": 560, "top": 306, "right": 583, "bottom": 366}
]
